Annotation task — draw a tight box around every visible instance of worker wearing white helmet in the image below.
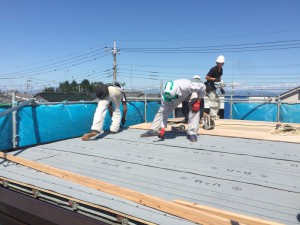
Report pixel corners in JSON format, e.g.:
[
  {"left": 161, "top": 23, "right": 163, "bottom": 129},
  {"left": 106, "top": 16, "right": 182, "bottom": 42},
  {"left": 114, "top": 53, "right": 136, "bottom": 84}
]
[
  {"left": 205, "top": 55, "right": 225, "bottom": 94},
  {"left": 141, "top": 79, "right": 206, "bottom": 142},
  {"left": 204, "top": 55, "right": 226, "bottom": 121}
]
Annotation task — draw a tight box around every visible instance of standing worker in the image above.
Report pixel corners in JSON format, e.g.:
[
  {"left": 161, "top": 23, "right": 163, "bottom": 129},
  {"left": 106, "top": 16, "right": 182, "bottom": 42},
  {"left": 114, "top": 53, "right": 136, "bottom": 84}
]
[
  {"left": 205, "top": 55, "right": 225, "bottom": 94},
  {"left": 141, "top": 79, "right": 206, "bottom": 142},
  {"left": 82, "top": 82, "right": 127, "bottom": 141},
  {"left": 204, "top": 55, "right": 225, "bottom": 120}
]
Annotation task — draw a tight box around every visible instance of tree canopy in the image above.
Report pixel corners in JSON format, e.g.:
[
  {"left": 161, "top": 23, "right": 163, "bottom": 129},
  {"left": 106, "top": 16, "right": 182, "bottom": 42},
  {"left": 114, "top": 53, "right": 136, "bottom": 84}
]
[{"left": 42, "top": 79, "right": 105, "bottom": 94}]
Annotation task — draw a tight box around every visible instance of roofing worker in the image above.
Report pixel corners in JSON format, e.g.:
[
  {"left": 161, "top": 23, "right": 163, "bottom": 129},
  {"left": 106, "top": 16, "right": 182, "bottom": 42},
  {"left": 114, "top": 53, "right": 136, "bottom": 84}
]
[
  {"left": 205, "top": 55, "right": 225, "bottom": 94},
  {"left": 141, "top": 79, "right": 206, "bottom": 142},
  {"left": 108, "top": 81, "right": 127, "bottom": 127},
  {"left": 82, "top": 82, "right": 127, "bottom": 141},
  {"left": 204, "top": 55, "right": 225, "bottom": 120},
  {"left": 182, "top": 75, "right": 205, "bottom": 123}
]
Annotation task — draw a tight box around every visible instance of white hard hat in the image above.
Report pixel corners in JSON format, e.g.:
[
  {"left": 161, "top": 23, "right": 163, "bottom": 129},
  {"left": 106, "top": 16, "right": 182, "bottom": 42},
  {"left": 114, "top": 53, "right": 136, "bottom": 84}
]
[
  {"left": 163, "top": 81, "right": 179, "bottom": 102},
  {"left": 216, "top": 55, "right": 225, "bottom": 63},
  {"left": 191, "top": 75, "right": 203, "bottom": 83}
]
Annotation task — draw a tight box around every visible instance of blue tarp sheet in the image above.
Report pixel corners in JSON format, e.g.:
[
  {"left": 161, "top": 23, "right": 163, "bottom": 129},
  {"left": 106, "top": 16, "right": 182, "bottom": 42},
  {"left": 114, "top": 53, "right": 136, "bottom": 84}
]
[
  {"left": 232, "top": 103, "right": 277, "bottom": 121},
  {"left": 17, "top": 102, "right": 154, "bottom": 147},
  {"left": 18, "top": 104, "right": 96, "bottom": 146},
  {"left": 146, "top": 101, "right": 161, "bottom": 122},
  {"left": 1, "top": 101, "right": 299, "bottom": 151},
  {"left": 0, "top": 107, "right": 13, "bottom": 151},
  {"left": 280, "top": 104, "right": 300, "bottom": 123}
]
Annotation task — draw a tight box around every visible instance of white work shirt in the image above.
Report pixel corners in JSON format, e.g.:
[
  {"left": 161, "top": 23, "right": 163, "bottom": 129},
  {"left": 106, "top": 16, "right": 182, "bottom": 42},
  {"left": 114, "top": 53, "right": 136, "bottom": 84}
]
[{"left": 173, "top": 79, "right": 206, "bottom": 99}]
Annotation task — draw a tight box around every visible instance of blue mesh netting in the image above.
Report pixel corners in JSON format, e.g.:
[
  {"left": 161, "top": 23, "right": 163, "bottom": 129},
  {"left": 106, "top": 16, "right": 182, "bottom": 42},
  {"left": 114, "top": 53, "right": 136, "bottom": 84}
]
[
  {"left": 146, "top": 101, "right": 161, "bottom": 122},
  {"left": 17, "top": 101, "right": 156, "bottom": 147},
  {"left": 280, "top": 104, "right": 300, "bottom": 123},
  {"left": 232, "top": 103, "right": 277, "bottom": 121},
  {"left": 0, "top": 107, "right": 13, "bottom": 151},
  {"left": 1, "top": 101, "right": 299, "bottom": 151},
  {"left": 18, "top": 104, "right": 97, "bottom": 146}
]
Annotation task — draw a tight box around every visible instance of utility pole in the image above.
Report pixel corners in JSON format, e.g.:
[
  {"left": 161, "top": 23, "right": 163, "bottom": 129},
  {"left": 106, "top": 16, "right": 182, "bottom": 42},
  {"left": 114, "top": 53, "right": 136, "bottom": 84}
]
[
  {"left": 26, "top": 79, "right": 31, "bottom": 94},
  {"left": 230, "top": 61, "right": 239, "bottom": 119},
  {"left": 112, "top": 40, "right": 120, "bottom": 82}
]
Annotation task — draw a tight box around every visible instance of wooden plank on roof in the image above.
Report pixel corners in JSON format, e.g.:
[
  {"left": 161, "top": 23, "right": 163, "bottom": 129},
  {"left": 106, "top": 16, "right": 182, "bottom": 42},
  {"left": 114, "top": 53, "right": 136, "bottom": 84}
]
[
  {"left": 130, "top": 118, "right": 300, "bottom": 143},
  {"left": 0, "top": 152, "right": 241, "bottom": 225},
  {"left": 174, "top": 200, "right": 284, "bottom": 225}
]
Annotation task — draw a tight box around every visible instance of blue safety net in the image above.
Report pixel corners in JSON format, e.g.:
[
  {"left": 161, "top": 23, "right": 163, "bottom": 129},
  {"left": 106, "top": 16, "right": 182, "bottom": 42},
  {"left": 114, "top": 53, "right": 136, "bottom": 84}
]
[
  {"left": 146, "top": 101, "right": 161, "bottom": 122},
  {"left": 280, "top": 104, "right": 300, "bottom": 123},
  {"left": 0, "top": 107, "right": 13, "bottom": 151},
  {"left": 1, "top": 101, "right": 298, "bottom": 151},
  {"left": 126, "top": 102, "right": 145, "bottom": 125},
  {"left": 224, "top": 96, "right": 249, "bottom": 119},
  {"left": 16, "top": 101, "right": 156, "bottom": 147},
  {"left": 18, "top": 104, "right": 97, "bottom": 146},
  {"left": 232, "top": 103, "right": 277, "bottom": 121}
]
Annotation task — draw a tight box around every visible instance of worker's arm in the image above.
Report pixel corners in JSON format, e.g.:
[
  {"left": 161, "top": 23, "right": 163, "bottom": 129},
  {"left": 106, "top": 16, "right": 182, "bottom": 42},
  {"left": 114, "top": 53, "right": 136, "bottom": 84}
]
[{"left": 205, "top": 75, "right": 221, "bottom": 82}]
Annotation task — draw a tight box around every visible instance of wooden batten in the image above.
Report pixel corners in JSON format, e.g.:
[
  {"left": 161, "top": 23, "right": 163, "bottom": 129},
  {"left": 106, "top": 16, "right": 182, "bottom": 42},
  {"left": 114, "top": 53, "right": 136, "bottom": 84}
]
[
  {"left": 0, "top": 152, "right": 241, "bottom": 225},
  {"left": 174, "top": 200, "right": 284, "bottom": 225}
]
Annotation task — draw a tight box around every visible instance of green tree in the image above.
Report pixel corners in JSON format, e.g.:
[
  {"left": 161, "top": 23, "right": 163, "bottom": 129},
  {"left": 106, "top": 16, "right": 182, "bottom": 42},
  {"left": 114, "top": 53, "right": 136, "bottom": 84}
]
[
  {"left": 70, "top": 80, "right": 78, "bottom": 92},
  {"left": 44, "top": 87, "right": 55, "bottom": 93},
  {"left": 80, "top": 79, "right": 91, "bottom": 92},
  {"left": 59, "top": 81, "right": 70, "bottom": 92}
]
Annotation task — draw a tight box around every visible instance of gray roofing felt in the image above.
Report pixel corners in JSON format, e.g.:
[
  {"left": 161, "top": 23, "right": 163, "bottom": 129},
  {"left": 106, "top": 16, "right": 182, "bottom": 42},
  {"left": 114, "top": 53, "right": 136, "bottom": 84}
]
[{"left": 1, "top": 128, "right": 300, "bottom": 225}]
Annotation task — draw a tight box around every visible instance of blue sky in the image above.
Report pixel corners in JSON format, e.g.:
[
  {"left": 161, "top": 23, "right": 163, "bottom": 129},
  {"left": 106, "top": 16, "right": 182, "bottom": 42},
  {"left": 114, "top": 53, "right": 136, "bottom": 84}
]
[{"left": 0, "top": 0, "right": 299, "bottom": 94}]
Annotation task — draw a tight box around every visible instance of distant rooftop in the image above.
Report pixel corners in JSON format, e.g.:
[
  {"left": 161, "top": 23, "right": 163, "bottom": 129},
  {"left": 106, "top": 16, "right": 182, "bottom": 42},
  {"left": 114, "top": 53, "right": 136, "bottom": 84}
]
[{"left": 34, "top": 92, "right": 96, "bottom": 102}]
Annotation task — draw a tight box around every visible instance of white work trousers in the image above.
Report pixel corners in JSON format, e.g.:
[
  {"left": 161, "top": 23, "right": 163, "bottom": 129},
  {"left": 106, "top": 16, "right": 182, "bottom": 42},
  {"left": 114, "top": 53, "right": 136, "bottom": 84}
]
[
  {"left": 150, "top": 94, "right": 200, "bottom": 136},
  {"left": 91, "top": 86, "right": 122, "bottom": 133},
  {"left": 206, "top": 90, "right": 220, "bottom": 118}
]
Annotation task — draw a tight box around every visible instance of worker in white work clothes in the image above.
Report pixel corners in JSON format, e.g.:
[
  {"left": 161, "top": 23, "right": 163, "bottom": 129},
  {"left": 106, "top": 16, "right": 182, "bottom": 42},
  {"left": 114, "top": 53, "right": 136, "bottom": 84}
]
[
  {"left": 82, "top": 82, "right": 126, "bottom": 141},
  {"left": 141, "top": 79, "right": 206, "bottom": 142},
  {"left": 181, "top": 75, "right": 205, "bottom": 123}
]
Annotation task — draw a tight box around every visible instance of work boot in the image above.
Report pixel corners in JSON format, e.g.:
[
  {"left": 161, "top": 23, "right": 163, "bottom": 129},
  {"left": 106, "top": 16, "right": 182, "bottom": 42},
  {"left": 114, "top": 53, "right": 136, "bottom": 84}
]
[
  {"left": 184, "top": 118, "right": 188, "bottom": 124},
  {"left": 82, "top": 131, "right": 98, "bottom": 141},
  {"left": 187, "top": 134, "right": 197, "bottom": 142},
  {"left": 140, "top": 130, "right": 159, "bottom": 137}
]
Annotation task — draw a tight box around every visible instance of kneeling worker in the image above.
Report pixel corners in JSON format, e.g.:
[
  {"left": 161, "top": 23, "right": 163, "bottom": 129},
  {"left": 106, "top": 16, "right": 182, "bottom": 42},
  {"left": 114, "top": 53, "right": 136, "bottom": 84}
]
[{"left": 141, "top": 79, "right": 206, "bottom": 142}]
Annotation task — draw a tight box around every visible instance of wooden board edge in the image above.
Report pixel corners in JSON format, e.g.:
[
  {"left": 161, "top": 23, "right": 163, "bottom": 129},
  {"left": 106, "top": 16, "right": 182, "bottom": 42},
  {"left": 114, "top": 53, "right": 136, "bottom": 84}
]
[
  {"left": 0, "top": 152, "right": 237, "bottom": 225},
  {"left": 173, "top": 200, "right": 285, "bottom": 225}
]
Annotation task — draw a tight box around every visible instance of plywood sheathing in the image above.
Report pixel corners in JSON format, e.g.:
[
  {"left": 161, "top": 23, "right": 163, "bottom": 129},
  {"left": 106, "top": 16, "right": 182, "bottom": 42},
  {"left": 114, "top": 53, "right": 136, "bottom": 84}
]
[{"left": 130, "top": 118, "right": 300, "bottom": 143}]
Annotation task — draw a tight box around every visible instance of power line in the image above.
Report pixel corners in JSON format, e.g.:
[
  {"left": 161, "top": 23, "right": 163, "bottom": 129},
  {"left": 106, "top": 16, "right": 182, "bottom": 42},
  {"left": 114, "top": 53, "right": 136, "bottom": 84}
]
[
  {"left": 1, "top": 53, "right": 110, "bottom": 79},
  {"left": 118, "top": 29, "right": 300, "bottom": 42},
  {"left": 120, "top": 39, "right": 300, "bottom": 53}
]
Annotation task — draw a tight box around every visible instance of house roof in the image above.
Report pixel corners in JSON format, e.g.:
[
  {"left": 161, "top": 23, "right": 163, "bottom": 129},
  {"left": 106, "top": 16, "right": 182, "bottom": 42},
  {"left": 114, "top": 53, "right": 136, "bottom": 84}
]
[
  {"left": 34, "top": 92, "right": 96, "bottom": 102},
  {"left": 278, "top": 86, "right": 300, "bottom": 98},
  {"left": 1, "top": 126, "right": 299, "bottom": 224}
]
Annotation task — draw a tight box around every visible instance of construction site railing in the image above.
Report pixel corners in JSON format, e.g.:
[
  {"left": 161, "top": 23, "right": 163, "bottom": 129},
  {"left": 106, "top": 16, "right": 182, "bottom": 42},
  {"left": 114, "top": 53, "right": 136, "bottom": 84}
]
[{"left": 0, "top": 94, "right": 36, "bottom": 149}]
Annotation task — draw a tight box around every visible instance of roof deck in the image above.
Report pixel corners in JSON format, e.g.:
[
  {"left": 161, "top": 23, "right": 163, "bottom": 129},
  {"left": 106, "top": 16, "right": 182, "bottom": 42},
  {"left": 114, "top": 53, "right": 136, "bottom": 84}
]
[{"left": 0, "top": 119, "right": 299, "bottom": 225}]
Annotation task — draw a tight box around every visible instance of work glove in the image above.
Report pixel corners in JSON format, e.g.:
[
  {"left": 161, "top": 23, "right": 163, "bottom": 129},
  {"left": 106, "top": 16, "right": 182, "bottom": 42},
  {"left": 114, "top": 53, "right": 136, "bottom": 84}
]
[
  {"left": 192, "top": 101, "right": 201, "bottom": 113},
  {"left": 214, "top": 78, "right": 221, "bottom": 82},
  {"left": 121, "top": 116, "right": 126, "bottom": 126},
  {"left": 158, "top": 128, "right": 165, "bottom": 138}
]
